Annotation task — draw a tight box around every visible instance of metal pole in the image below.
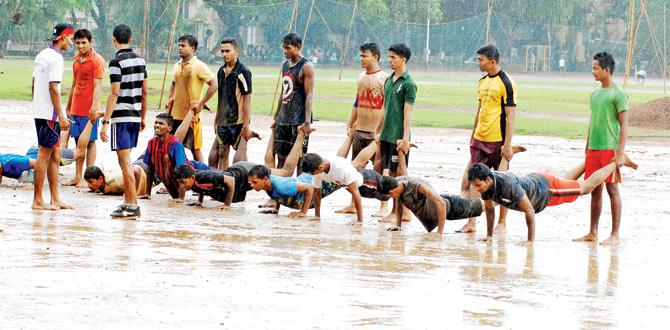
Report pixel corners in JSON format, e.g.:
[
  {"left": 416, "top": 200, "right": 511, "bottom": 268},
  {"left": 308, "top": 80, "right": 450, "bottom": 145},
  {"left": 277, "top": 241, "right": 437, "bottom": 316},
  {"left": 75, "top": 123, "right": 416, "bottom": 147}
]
[
  {"left": 158, "top": 0, "right": 182, "bottom": 109},
  {"left": 338, "top": 0, "right": 358, "bottom": 81}
]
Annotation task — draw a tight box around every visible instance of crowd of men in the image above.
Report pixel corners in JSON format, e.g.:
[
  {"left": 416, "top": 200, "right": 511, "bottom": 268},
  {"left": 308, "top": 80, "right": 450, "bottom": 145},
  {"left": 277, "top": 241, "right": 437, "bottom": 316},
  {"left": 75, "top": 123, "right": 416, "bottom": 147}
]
[{"left": 0, "top": 22, "right": 635, "bottom": 245}]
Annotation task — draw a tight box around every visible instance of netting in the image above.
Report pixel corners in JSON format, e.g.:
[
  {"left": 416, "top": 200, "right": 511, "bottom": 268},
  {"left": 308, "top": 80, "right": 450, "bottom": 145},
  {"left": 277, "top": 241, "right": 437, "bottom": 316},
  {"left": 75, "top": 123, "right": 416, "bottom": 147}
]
[{"left": 1, "top": 0, "right": 668, "bottom": 75}]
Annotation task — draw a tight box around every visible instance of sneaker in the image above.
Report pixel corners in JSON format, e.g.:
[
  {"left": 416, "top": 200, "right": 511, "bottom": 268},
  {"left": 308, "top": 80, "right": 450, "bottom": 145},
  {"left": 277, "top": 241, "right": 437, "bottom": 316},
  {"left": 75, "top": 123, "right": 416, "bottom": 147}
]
[{"left": 110, "top": 204, "right": 141, "bottom": 218}]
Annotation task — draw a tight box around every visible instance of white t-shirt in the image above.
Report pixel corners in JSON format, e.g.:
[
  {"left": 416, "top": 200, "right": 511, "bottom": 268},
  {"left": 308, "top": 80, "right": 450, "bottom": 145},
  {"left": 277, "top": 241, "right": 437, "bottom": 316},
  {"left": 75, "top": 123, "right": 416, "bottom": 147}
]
[
  {"left": 312, "top": 156, "right": 363, "bottom": 188},
  {"left": 32, "top": 47, "right": 64, "bottom": 120}
]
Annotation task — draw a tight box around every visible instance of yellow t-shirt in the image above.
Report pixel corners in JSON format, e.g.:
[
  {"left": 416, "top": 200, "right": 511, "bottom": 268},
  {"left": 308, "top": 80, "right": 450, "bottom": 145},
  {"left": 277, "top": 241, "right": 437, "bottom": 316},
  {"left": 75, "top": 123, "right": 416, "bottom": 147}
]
[
  {"left": 474, "top": 70, "right": 518, "bottom": 142},
  {"left": 171, "top": 57, "right": 215, "bottom": 120}
]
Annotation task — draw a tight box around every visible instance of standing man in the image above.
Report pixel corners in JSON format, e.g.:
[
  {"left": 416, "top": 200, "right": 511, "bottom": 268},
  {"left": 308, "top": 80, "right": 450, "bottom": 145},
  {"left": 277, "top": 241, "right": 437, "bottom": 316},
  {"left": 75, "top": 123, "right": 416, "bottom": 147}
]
[
  {"left": 31, "top": 23, "right": 74, "bottom": 210},
  {"left": 166, "top": 34, "right": 217, "bottom": 162},
  {"left": 338, "top": 42, "right": 389, "bottom": 216},
  {"left": 271, "top": 33, "right": 314, "bottom": 174},
  {"left": 574, "top": 52, "right": 629, "bottom": 246},
  {"left": 62, "top": 28, "right": 105, "bottom": 186},
  {"left": 375, "top": 43, "right": 416, "bottom": 222},
  {"left": 456, "top": 44, "right": 517, "bottom": 234},
  {"left": 100, "top": 24, "right": 148, "bottom": 219},
  {"left": 210, "top": 37, "right": 253, "bottom": 169}
]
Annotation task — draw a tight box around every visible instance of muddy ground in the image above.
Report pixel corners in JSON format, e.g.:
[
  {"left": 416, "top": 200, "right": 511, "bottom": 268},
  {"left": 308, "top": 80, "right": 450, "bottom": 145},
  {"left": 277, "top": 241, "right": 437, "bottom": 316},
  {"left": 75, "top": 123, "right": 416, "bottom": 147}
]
[{"left": 1, "top": 100, "right": 669, "bottom": 328}]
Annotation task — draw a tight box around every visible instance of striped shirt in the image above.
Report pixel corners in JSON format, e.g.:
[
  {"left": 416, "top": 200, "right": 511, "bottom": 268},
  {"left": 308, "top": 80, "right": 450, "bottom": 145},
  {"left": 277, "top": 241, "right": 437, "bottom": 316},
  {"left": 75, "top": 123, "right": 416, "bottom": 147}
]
[{"left": 109, "top": 48, "right": 147, "bottom": 124}]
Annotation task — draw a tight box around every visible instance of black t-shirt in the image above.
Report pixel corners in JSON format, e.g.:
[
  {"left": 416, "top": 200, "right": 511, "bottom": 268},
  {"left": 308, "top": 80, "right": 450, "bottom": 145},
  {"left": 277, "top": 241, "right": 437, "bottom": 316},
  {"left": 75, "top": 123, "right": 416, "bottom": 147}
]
[
  {"left": 216, "top": 60, "right": 252, "bottom": 126},
  {"left": 192, "top": 162, "right": 252, "bottom": 203},
  {"left": 358, "top": 168, "right": 390, "bottom": 201},
  {"left": 481, "top": 172, "right": 551, "bottom": 213}
]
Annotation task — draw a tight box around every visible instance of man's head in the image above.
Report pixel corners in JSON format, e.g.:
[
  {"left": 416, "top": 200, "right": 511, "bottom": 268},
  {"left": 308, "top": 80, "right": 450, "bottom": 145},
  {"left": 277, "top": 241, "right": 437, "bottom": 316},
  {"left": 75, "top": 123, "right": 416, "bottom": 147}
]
[
  {"left": 154, "top": 112, "right": 173, "bottom": 137},
  {"left": 178, "top": 34, "right": 198, "bottom": 59},
  {"left": 220, "top": 38, "right": 239, "bottom": 65},
  {"left": 360, "top": 42, "right": 381, "bottom": 69},
  {"left": 592, "top": 52, "right": 615, "bottom": 82},
  {"left": 388, "top": 43, "right": 411, "bottom": 71},
  {"left": 84, "top": 165, "right": 105, "bottom": 192},
  {"left": 477, "top": 44, "right": 500, "bottom": 73},
  {"left": 112, "top": 24, "right": 132, "bottom": 48},
  {"left": 52, "top": 23, "right": 74, "bottom": 51},
  {"left": 377, "top": 176, "right": 405, "bottom": 199},
  {"left": 174, "top": 164, "right": 196, "bottom": 190},
  {"left": 282, "top": 33, "right": 303, "bottom": 60},
  {"left": 74, "top": 29, "right": 93, "bottom": 56},
  {"left": 468, "top": 163, "right": 495, "bottom": 194},
  {"left": 301, "top": 153, "right": 326, "bottom": 175},
  {"left": 248, "top": 165, "right": 272, "bottom": 191}
]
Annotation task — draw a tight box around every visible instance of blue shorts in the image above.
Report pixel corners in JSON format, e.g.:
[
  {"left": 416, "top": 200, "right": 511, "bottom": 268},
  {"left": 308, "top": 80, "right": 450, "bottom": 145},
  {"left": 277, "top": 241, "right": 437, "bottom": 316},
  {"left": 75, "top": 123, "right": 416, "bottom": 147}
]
[
  {"left": 111, "top": 122, "right": 140, "bottom": 151},
  {"left": 69, "top": 115, "right": 99, "bottom": 143},
  {"left": 34, "top": 119, "right": 60, "bottom": 148},
  {"left": 190, "top": 160, "right": 209, "bottom": 170}
]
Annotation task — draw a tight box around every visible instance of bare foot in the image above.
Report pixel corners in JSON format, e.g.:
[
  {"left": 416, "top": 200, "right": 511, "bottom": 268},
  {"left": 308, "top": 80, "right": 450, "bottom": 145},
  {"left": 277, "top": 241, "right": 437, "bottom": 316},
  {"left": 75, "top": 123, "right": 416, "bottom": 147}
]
[
  {"left": 378, "top": 213, "right": 395, "bottom": 223},
  {"left": 63, "top": 178, "right": 81, "bottom": 186},
  {"left": 624, "top": 154, "right": 638, "bottom": 170},
  {"left": 260, "top": 199, "right": 277, "bottom": 208},
  {"left": 32, "top": 201, "right": 57, "bottom": 211},
  {"left": 494, "top": 223, "right": 507, "bottom": 234},
  {"left": 297, "top": 124, "right": 317, "bottom": 135},
  {"left": 599, "top": 235, "right": 619, "bottom": 246},
  {"left": 512, "top": 145, "right": 527, "bottom": 153},
  {"left": 335, "top": 204, "right": 356, "bottom": 214},
  {"left": 573, "top": 233, "right": 598, "bottom": 242},
  {"left": 516, "top": 240, "right": 534, "bottom": 247},
  {"left": 349, "top": 221, "right": 362, "bottom": 226},
  {"left": 249, "top": 130, "right": 263, "bottom": 140},
  {"left": 371, "top": 207, "right": 390, "bottom": 218},
  {"left": 156, "top": 186, "right": 169, "bottom": 194},
  {"left": 455, "top": 222, "right": 476, "bottom": 233},
  {"left": 52, "top": 201, "right": 74, "bottom": 210}
]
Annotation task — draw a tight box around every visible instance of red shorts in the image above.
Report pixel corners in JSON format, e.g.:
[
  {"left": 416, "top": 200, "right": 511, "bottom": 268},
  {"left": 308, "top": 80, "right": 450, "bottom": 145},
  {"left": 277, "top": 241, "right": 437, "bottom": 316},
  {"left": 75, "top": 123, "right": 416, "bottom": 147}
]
[
  {"left": 542, "top": 173, "right": 581, "bottom": 206},
  {"left": 585, "top": 150, "right": 621, "bottom": 184}
]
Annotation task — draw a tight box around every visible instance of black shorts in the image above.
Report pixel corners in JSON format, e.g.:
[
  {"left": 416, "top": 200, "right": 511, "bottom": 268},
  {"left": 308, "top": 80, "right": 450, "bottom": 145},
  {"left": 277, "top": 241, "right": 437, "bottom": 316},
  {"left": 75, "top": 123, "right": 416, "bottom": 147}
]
[
  {"left": 352, "top": 130, "right": 375, "bottom": 160},
  {"left": 273, "top": 124, "right": 309, "bottom": 156},
  {"left": 379, "top": 140, "right": 409, "bottom": 172},
  {"left": 34, "top": 119, "right": 61, "bottom": 148},
  {"left": 216, "top": 124, "right": 243, "bottom": 149},
  {"left": 443, "top": 194, "right": 483, "bottom": 220}
]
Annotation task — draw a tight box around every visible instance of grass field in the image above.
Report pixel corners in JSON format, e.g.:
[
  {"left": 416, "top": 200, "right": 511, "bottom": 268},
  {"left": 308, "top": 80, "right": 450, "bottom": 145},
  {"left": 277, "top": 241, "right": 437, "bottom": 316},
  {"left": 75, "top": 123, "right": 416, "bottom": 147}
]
[{"left": 1, "top": 58, "right": 667, "bottom": 139}]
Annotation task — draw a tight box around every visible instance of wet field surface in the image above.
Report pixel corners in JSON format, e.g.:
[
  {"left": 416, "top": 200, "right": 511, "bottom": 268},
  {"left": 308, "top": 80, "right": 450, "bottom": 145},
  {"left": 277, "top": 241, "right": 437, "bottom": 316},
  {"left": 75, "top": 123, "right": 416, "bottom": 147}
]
[{"left": 1, "top": 102, "right": 669, "bottom": 328}]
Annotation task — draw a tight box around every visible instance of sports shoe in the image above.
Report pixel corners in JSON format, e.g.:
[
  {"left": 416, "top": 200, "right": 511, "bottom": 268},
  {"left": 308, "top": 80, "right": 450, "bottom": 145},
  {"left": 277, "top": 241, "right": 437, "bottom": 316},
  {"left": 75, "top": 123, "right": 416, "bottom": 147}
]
[{"left": 110, "top": 204, "right": 141, "bottom": 218}]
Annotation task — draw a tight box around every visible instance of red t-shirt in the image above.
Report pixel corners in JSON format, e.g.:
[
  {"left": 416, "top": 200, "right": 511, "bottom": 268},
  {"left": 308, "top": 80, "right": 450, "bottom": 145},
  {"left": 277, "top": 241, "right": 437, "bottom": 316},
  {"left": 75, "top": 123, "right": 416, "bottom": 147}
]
[{"left": 71, "top": 50, "right": 105, "bottom": 116}]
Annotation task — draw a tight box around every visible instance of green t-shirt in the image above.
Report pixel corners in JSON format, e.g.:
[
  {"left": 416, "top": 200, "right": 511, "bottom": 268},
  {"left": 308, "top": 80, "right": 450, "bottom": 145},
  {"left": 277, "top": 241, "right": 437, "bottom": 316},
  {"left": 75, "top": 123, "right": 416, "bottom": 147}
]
[
  {"left": 379, "top": 72, "right": 417, "bottom": 143},
  {"left": 588, "top": 84, "right": 629, "bottom": 150}
]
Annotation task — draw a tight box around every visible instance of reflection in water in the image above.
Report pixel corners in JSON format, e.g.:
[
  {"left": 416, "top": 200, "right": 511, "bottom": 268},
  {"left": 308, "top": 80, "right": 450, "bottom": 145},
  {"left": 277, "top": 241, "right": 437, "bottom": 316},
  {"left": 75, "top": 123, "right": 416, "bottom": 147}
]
[{"left": 580, "top": 245, "right": 619, "bottom": 329}]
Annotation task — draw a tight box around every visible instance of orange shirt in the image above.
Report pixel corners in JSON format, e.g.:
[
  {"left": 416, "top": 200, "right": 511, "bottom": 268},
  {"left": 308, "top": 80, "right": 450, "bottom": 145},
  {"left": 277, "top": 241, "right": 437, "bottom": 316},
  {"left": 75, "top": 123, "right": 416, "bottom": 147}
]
[{"left": 71, "top": 50, "right": 105, "bottom": 116}]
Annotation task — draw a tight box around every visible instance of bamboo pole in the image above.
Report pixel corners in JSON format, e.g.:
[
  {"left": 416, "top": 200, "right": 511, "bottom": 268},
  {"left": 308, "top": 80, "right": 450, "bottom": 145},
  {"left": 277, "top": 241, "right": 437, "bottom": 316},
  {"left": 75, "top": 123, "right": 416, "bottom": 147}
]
[
  {"left": 485, "top": 0, "right": 494, "bottom": 44},
  {"left": 641, "top": 0, "right": 667, "bottom": 92},
  {"left": 303, "top": 0, "right": 316, "bottom": 43},
  {"left": 664, "top": 2, "right": 667, "bottom": 94},
  {"left": 623, "top": 0, "right": 636, "bottom": 90},
  {"left": 158, "top": 0, "right": 182, "bottom": 109},
  {"left": 338, "top": 0, "right": 358, "bottom": 81},
  {"left": 141, "top": 0, "right": 150, "bottom": 59}
]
